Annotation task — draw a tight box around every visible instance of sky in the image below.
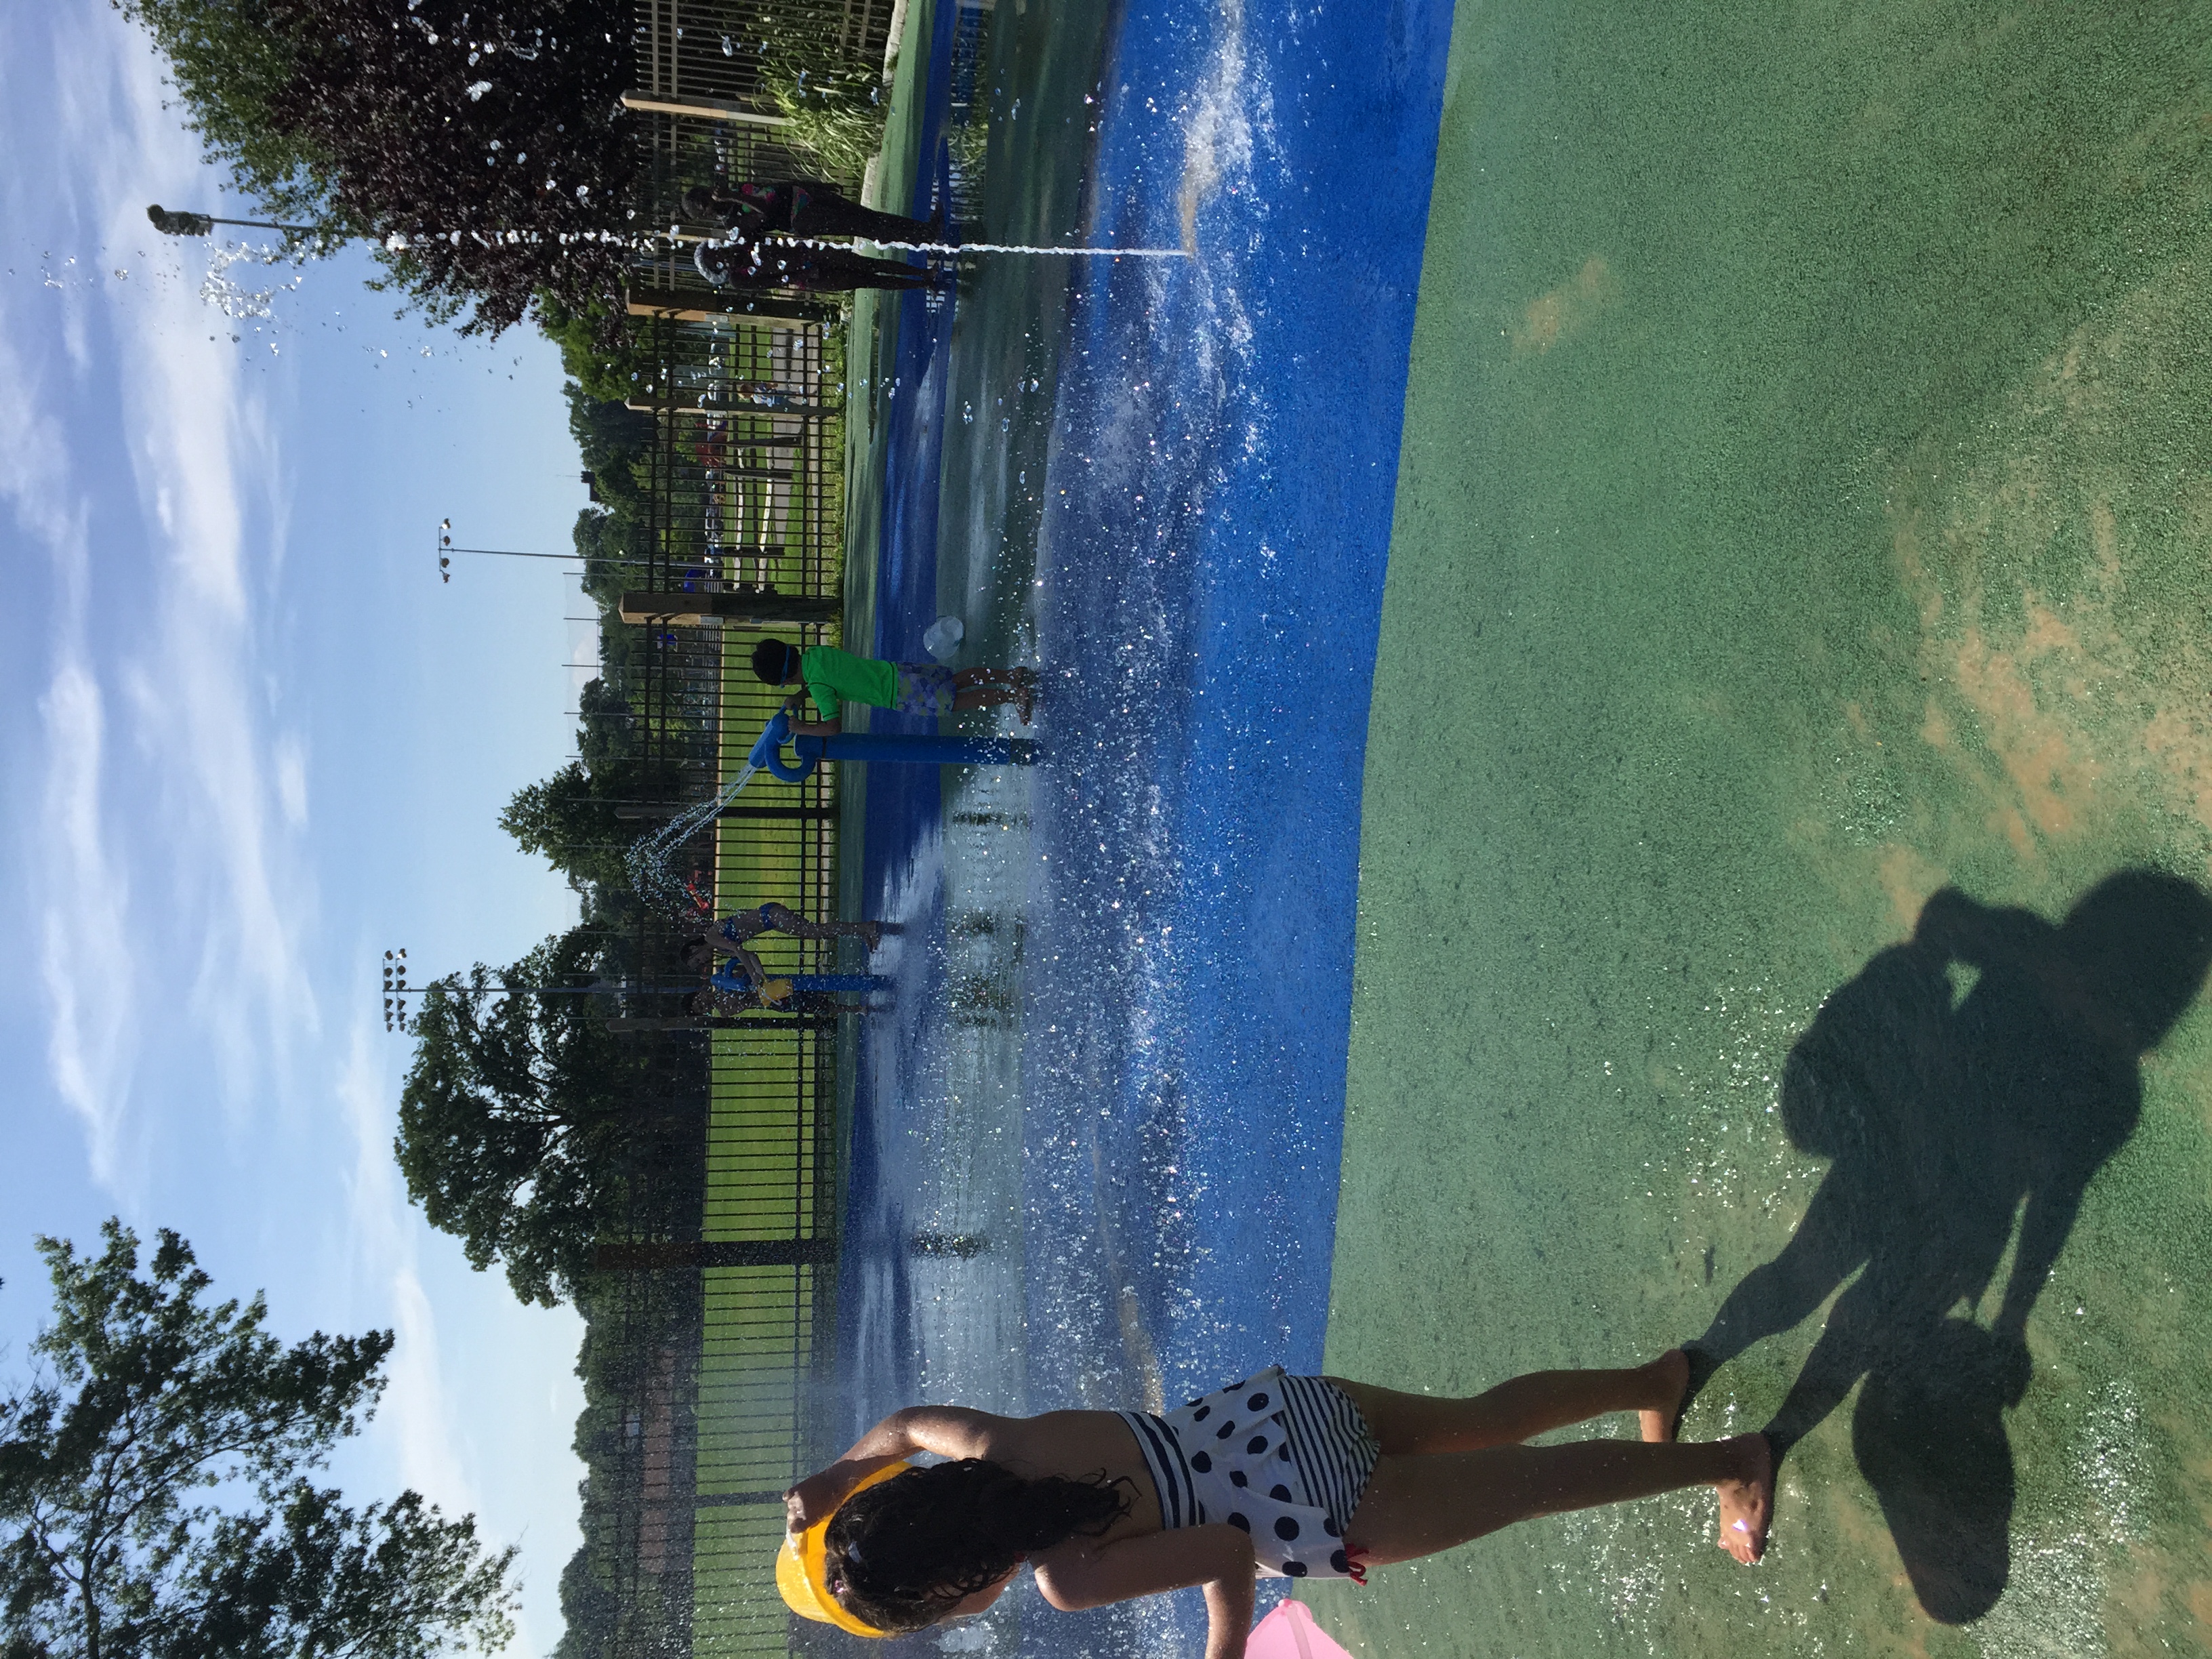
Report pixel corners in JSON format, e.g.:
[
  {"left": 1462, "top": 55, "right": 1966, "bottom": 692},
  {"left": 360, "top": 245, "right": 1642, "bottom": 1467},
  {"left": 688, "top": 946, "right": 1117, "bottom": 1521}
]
[{"left": 0, "top": 5, "right": 602, "bottom": 1652}]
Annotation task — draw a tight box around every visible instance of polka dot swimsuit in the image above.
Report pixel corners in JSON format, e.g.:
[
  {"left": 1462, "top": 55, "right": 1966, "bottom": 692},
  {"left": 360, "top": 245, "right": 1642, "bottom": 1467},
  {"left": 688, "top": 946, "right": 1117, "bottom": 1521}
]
[{"left": 1117, "top": 1368, "right": 1380, "bottom": 1581}]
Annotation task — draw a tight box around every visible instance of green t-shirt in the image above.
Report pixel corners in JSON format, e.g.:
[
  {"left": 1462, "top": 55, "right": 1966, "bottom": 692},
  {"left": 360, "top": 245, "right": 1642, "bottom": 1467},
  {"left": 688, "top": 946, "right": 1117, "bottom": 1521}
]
[{"left": 798, "top": 645, "right": 899, "bottom": 720}]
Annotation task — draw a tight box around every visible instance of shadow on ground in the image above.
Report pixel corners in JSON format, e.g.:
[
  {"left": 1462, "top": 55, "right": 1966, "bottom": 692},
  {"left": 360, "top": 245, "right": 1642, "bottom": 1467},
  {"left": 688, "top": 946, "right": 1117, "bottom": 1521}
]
[{"left": 1687, "top": 872, "right": 2212, "bottom": 1622}]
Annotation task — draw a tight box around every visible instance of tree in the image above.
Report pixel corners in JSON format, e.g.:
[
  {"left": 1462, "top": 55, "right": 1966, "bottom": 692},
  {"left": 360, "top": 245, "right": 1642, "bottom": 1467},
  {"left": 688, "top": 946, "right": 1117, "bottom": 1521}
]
[
  {"left": 118, "top": 0, "right": 640, "bottom": 335},
  {"left": 568, "top": 512, "right": 640, "bottom": 615},
  {"left": 396, "top": 930, "right": 701, "bottom": 1307},
  {"left": 113, "top": 0, "right": 330, "bottom": 228},
  {"left": 567, "top": 388, "right": 653, "bottom": 479},
  {"left": 0, "top": 1222, "right": 516, "bottom": 1659},
  {"left": 549, "top": 1547, "right": 617, "bottom": 1659},
  {"left": 500, "top": 695, "right": 682, "bottom": 895},
  {"left": 540, "top": 304, "right": 651, "bottom": 409},
  {"left": 501, "top": 762, "right": 617, "bottom": 890},
  {"left": 502, "top": 703, "right": 657, "bottom": 890}
]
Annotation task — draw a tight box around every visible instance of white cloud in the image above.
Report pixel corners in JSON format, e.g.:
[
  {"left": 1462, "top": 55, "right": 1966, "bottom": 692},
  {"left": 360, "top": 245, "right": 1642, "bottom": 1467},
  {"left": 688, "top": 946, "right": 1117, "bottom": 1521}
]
[
  {"left": 2, "top": 1, "right": 327, "bottom": 1180},
  {"left": 55, "top": 0, "right": 321, "bottom": 1119},
  {"left": 336, "top": 1017, "right": 479, "bottom": 1519},
  {"left": 37, "top": 658, "right": 141, "bottom": 1187},
  {"left": 274, "top": 733, "right": 311, "bottom": 828},
  {"left": 0, "top": 294, "right": 143, "bottom": 1189}
]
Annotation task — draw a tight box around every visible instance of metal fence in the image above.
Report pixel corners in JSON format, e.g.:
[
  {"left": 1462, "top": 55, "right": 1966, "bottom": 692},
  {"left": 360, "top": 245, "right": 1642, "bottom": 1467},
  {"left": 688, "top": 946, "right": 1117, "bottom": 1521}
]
[
  {"left": 628, "top": 311, "right": 846, "bottom": 601},
  {"left": 623, "top": 0, "right": 888, "bottom": 331},
  {"left": 631, "top": 0, "right": 894, "bottom": 119},
  {"left": 582, "top": 288, "right": 849, "bottom": 1659}
]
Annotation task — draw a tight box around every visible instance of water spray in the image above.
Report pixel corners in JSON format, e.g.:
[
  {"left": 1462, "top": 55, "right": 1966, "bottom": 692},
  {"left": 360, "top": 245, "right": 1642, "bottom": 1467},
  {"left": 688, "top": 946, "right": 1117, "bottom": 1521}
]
[
  {"left": 760, "top": 235, "right": 1189, "bottom": 260},
  {"left": 625, "top": 710, "right": 1041, "bottom": 911},
  {"left": 623, "top": 764, "right": 762, "bottom": 916}
]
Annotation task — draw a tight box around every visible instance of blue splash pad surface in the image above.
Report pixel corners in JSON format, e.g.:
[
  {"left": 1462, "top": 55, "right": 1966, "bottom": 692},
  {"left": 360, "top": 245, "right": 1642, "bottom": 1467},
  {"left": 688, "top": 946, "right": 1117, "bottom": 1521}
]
[
  {"left": 1017, "top": 0, "right": 1452, "bottom": 1399},
  {"left": 834, "top": 0, "right": 1450, "bottom": 1626},
  {"left": 836, "top": 10, "right": 962, "bottom": 1412}
]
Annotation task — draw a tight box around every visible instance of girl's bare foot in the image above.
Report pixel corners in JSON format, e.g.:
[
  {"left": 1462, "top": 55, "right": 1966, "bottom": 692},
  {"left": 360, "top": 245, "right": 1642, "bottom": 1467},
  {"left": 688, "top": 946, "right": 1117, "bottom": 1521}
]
[
  {"left": 1639, "top": 1349, "right": 1692, "bottom": 1443},
  {"left": 1715, "top": 1432, "right": 1776, "bottom": 1564},
  {"left": 1015, "top": 683, "right": 1035, "bottom": 724},
  {"left": 863, "top": 922, "right": 884, "bottom": 952}
]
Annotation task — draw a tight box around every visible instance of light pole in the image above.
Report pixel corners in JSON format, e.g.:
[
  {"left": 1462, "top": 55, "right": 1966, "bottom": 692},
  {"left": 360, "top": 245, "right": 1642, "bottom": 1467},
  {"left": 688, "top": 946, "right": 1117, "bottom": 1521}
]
[
  {"left": 436, "top": 518, "right": 699, "bottom": 584},
  {"left": 382, "top": 947, "right": 411, "bottom": 1033},
  {"left": 148, "top": 203, "right": 321, "bottom": 241}
]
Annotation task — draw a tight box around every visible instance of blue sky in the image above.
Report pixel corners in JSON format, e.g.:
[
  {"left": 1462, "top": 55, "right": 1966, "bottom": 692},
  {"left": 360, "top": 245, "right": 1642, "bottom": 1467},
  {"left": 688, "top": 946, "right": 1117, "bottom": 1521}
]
[{"left": 1, "top": 5, "right": 602, "bottom": 1651}]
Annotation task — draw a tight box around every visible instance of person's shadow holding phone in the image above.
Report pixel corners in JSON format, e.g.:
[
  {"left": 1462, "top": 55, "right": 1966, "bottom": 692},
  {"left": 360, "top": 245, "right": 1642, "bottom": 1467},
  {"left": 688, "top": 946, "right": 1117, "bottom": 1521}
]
[{"left": 1681, "top": 871, "right": 2212, "bottom": 1622}]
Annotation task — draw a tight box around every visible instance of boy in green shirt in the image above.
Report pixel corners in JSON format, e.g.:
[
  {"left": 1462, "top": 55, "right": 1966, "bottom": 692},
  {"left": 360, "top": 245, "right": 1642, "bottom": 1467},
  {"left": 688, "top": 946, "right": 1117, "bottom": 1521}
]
[{"left": 751, "top": 640, "right": 1034, "bottom": 732}]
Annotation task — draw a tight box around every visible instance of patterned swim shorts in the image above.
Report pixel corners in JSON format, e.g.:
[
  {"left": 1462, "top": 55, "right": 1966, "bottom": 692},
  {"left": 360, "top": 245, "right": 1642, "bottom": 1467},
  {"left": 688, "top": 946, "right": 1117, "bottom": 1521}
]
[{"left": 893, "top": 661, "right": 957, "bottom": 716}]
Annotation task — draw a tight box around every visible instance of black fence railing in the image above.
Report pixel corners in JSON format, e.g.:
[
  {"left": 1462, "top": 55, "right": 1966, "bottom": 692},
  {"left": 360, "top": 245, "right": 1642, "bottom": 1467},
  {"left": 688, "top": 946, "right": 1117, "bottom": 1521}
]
[
  {"left": 581, "top": 291, "right": 851, "bottom": 1659},
  {"left": 632, "top": 0, "right": 893, "bottom": 117}
]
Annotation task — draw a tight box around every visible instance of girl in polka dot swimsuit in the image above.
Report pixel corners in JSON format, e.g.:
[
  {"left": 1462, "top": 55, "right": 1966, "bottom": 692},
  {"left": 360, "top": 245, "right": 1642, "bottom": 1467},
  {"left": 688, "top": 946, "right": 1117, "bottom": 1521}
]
[{"left": 781, "top": 1349, "right": 1775, "bottom": 1657}]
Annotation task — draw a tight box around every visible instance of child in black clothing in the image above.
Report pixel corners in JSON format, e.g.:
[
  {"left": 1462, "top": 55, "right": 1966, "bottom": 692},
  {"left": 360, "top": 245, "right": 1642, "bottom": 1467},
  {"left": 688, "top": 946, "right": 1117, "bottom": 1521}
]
[{"left": 682, "top": 181, "right": 937, "bottom": 245}]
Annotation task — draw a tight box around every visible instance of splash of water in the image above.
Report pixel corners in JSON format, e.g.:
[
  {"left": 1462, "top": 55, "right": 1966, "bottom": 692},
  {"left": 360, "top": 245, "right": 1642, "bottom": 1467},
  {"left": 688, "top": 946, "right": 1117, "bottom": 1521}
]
[
  {"left": 199, "top": 241, "right": 305, "bottom": 319},
  {"left": 623, "top": 764, "right": 759, "bottom": 915},
  {"left": 1177, "top": 0, "right": 1252, "bottom": 251},
  {"left": 821, "top": 239, "right": 1189, "bottom": 259}
]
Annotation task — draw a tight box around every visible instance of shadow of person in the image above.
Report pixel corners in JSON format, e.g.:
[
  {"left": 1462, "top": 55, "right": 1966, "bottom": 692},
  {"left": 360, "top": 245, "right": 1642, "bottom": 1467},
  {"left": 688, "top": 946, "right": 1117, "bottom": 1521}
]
[{"left": 1682, "top": 871, "right": 2212, "bottom": 1622}]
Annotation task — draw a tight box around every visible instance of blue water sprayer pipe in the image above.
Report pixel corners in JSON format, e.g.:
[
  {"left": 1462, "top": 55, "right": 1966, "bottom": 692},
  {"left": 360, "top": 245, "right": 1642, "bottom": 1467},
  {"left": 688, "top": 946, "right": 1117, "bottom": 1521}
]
[{"left": 746, "top": 708, "right": 1040, "bottom": 783}]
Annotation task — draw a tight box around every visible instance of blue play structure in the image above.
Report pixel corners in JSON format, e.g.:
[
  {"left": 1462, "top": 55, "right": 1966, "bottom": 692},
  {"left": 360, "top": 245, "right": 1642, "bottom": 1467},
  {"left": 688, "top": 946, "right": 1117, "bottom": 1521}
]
[
  {"left": 621, "top": 706, "right": 1035, "bottom": 911},
  {"left": 746, "top": 708, "right": 1039, "bottom": 783}
]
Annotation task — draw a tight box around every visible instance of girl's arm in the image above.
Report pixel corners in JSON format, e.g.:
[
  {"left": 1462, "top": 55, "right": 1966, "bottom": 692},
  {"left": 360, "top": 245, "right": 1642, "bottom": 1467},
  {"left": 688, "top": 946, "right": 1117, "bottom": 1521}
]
[
  {"left": 783, "top": 1406, "right": 1009, "bottom": 1533},
  {"left": 1202, "top": 1570, "right": 1258, "bottom": 1659},
  {"left": 1033, "top": 1525, "right": 1257, "bottom": 1659}
]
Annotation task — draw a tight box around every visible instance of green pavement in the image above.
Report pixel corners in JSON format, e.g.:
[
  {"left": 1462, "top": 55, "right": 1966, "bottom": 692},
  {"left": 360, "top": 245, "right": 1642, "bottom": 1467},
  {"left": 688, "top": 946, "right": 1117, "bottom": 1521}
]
[{"left": 1322, "top": 4, "right": 2212, "bottom": 1656}]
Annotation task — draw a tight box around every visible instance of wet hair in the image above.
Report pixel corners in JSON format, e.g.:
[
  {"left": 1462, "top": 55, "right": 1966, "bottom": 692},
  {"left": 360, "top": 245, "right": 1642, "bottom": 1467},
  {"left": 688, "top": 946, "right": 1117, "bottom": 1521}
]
[
  {"left": 823, "top": 1460, "right": 1130, "bottom": 1633},
  {"left": 678, "top": 935, "right": 712, "bottom": 968},
  {"left": 752, "top": 639, "right": 798, "bottom": 684},
  {"left": 680, "top": 184, "right": 721, "bottom": 221}
]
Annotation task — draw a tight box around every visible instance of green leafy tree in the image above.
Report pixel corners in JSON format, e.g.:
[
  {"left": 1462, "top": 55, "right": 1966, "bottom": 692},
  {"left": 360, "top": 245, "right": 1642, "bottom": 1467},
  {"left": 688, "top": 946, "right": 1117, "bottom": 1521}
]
[
  {"left": 500, "top": 683, "right": 680, "bottom": 893},
  {"left": 569, "top": 512, "right": 639, "bottom": 614},
  {"left": 539, "top": 304, "right": 651, "bottom": 409},
  {"left": 499, "top": 758, "right": 630, "bottom": 893},
  {"left": 396, "top": 930, "right": 701, "bottom": 1307},
  {"left": 0, "top": 1221, "right": 516, "bottom": 1659},
  {"left": 115, "top": 0, "right": 328, "bottom": 226},
  {"left": 548, "top": 1547, "right": 617, "bottom": 1659},
  {"left": 117, "top": 0, "right": 639, "bottom": 335}
]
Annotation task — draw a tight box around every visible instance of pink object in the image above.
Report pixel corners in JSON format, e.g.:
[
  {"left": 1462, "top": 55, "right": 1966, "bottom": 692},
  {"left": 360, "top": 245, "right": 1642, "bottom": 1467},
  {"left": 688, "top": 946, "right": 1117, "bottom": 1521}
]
[{"left": 1246, "top": 1599, "right": 1355, "bottom": 1659}]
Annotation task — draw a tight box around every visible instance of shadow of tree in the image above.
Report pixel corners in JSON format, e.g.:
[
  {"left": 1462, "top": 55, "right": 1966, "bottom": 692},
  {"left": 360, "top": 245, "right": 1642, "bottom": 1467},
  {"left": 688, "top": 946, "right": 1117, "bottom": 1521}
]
[{"left": 1685, "top": 871, "right": 2212, "bottom": 1622}]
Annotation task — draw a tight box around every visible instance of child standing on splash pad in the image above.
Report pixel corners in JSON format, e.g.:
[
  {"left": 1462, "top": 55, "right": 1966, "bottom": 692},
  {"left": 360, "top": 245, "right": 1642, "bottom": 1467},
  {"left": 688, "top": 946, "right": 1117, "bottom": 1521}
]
[
  {"left": 776, "top": 1351, "right": 1774, "bottom": 1654},
  {"left": 695, "top": 901, "right": 888, "bottom": 955},
  {"left": 751, "top": 639, "right": 1035, "bottom": 729},
  {"left": 681, "top": 937, "right": 888, "bottom": 1017},
  {"left": 682, "top": 182, "right": 939, "bottom": 246}
]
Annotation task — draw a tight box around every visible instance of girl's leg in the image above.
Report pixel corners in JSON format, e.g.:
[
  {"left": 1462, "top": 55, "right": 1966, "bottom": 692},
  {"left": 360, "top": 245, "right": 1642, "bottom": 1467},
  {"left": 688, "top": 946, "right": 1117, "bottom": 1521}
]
[
  {"left": 954, "top": 665, "right": 1035, "bottom": 691},
  {"left": 951, "top": 687, "right": 1017, "bottom": 712},
  {"left": 1332, "top": 1350, "right": 1691, "bottom": 1456},
  {"left": 1345, "top": 1432, "right": 1774, "bottom": 1568},
  {"left": 760, "top": 903, "right": 882, "bottom": 947},
  {"left": 796, "top": 193, "right": 936, "bottom": 243},
  {"left": 869, "top": 266, "right": 937, "bottom": 292}
]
